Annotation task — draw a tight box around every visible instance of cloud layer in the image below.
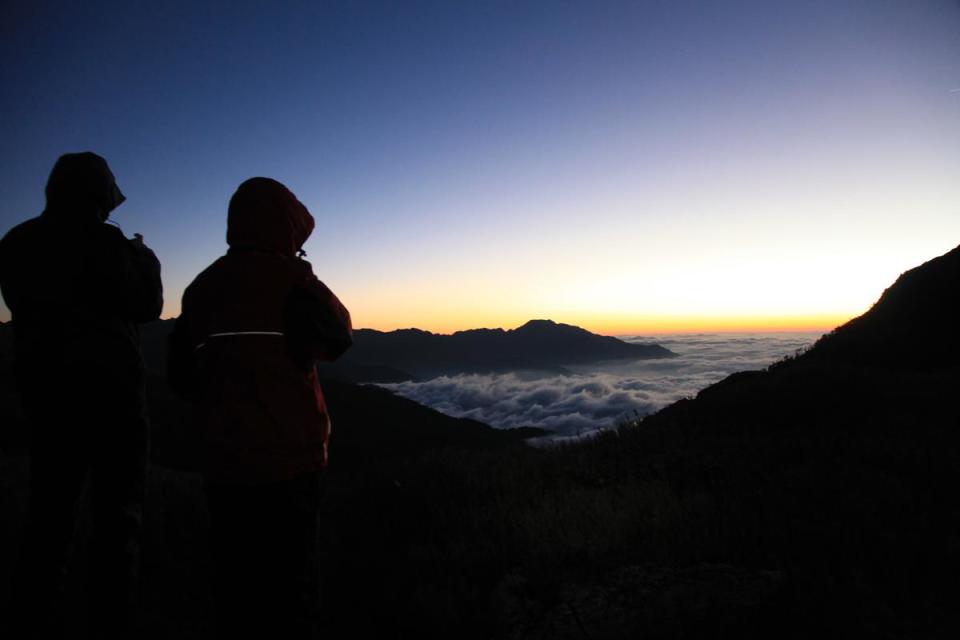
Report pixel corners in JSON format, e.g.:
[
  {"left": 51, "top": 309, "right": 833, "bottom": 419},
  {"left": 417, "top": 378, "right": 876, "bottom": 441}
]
[{"left": 381, "top": 332, "right": 821, "bottom": 440}]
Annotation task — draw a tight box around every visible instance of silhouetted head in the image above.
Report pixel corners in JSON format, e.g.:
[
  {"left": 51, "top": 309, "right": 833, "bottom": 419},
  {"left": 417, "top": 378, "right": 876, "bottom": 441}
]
[
  {"left": 44, "top": 152, "right": 126, "bottom": 222},
  {"left": 227, "top": 177, "right": 314, "bottom": 257}
]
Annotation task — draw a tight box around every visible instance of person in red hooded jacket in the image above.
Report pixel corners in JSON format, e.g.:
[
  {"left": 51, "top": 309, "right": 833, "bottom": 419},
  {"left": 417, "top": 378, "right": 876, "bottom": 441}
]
[{"left": 168, "top": 177, "right": 351, "bottom": 639}]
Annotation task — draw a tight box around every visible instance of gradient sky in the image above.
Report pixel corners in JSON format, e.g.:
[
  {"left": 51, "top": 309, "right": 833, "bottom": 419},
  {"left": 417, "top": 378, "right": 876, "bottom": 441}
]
[{"left": 1, "top": 1, "right": 958, "bottom": 334}]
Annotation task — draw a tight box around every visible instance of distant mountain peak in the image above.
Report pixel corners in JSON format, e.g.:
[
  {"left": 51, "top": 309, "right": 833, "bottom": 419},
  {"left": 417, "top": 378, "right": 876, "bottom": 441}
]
[
  {"left": 342, "top": 319, "right": 675, "bottom": 379},
  {"left": 514, "top": 319, "right": 584, "bottom": 334},
  {"left": 517, "top": 319, "right": 557, "bottom": 329}
]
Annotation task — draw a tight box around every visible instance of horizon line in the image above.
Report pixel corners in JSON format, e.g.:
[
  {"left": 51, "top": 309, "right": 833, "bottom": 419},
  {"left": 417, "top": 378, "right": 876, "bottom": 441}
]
[
  {"left": 0, "top": 313, "right": 852, "bottom": 337},
  {"left": 315, "top": 315, "right": 851, "bottom": 337}
]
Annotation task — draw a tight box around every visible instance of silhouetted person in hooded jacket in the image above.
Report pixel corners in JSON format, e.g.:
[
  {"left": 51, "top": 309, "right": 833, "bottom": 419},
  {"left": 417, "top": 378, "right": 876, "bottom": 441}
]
[
  {"left": 0, "top": 152, "right": 163, "bottom": 638},
  {"left": 168, "top": 177, "right": 352, "bottom": 639}
]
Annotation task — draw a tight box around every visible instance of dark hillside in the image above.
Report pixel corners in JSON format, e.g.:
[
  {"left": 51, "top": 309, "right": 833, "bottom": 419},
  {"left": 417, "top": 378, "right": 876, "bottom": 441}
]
[
  {"left": 810, "top": 244, "right": 960, "bottom": 371},
  {"left": 609, "top": 243, "right": 960, "bottom": 636}
]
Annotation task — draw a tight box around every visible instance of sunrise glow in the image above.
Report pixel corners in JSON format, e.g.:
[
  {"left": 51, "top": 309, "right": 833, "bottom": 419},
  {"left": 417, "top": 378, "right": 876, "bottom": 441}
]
[{"left": 2, "top": 2, "right": 958, "bottom": 333}]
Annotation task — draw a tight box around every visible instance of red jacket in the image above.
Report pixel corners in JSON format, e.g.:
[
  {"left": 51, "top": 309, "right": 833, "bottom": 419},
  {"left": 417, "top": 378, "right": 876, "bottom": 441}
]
[{"left": 168, "top": 178, "right": 352, "bottom": 483}]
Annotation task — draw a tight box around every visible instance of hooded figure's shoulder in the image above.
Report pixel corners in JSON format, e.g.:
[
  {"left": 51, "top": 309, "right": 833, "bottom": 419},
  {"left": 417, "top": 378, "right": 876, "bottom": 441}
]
[
  {"left": 3, "top": 214, "right": 124, "bottom": 250},
  {"left": 0, "top": 216, "right": 47, "bottom": 264},
  {"left": 183, "top": 255, "right": 229, "bottom": 292},
  {"left": 1, "top": 215, "right": 44, "bottom": 243}
]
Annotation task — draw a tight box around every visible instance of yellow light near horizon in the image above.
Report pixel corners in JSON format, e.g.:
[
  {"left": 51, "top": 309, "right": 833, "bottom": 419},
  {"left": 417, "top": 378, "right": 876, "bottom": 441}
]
[
  {"left": 346, "top": 299, "right": 852, "bottom": 336},
  {"left": 571, "top": 313, "right": 853, "bottom": 336},
  {"left": 155, "top": 218, "right": 953, "bottom": 337},
  {"left": 333, "top": 243, "right": 888, "bottom": 335}
]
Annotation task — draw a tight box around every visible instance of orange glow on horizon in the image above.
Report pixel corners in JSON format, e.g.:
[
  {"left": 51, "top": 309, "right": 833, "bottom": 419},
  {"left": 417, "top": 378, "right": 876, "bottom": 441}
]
[
  {"left": 345, "top": 312, "right": 853, "bottom": 337},
  {"left": 155, "top": 303, "right": 850, "bottom": 336}
]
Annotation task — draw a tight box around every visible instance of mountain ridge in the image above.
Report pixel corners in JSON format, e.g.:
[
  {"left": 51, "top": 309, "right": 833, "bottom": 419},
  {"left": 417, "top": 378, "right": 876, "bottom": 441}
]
[
  {"left": 337, "top": 318, "right": 675, "bottom": 380},
  {"left": 807, "top": 243, "right": 960, "bottom": 371},
  {"left": 611, "top": 242, "right": 960, "bottom": 635}
]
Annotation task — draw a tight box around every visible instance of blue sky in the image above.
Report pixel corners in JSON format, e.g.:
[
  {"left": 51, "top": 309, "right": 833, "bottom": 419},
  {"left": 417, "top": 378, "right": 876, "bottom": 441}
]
[{"left": 2, "top": 1, "right": 958, "bottom": 332}]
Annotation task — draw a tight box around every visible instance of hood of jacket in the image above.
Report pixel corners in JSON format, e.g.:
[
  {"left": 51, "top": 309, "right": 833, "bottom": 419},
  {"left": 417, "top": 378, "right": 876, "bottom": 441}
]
[
  {"left": 226, "top": 177, "right": 314, "bottom": 257},
  {"left": 44, "top": 152, "right": 126, "bottom": 222}
]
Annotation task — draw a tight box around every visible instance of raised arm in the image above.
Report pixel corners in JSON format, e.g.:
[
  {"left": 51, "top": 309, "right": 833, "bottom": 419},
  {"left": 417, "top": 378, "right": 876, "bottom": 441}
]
[
  {"left": 87, "top": 225, "right": 163, "bottom": 322},
  {"left": 118, "top": 233, "right": 163, "bottom": 322},
  {"left": 283, "top": 270, "right": 353, "bottom": 369}
]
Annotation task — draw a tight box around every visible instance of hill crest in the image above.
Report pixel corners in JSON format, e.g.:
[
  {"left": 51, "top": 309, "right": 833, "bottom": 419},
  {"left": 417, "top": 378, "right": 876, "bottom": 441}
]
[{"left": 340, "top": 319, "right": 675, "bottom": 380}]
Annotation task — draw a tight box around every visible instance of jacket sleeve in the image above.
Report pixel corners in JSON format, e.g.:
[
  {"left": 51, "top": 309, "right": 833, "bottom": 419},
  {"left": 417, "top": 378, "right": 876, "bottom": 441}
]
[
  {"left": 92, "top": 225, "right": 163, "bottom": 322},
  {"left": 283, "top": 269, "right": 353, "bottom": 368}
]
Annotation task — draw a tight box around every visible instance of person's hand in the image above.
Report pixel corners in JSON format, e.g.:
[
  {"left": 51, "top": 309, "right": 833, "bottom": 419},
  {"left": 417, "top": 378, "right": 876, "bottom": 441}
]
[{"left": 130, "top": 233, "right": 156, "bottom": 256}]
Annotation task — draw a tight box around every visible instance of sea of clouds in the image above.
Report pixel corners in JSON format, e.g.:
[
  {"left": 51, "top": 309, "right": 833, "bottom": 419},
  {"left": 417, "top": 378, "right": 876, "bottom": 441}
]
[{"left": 381, "top": 332, "right": 822, "bottom": 441}]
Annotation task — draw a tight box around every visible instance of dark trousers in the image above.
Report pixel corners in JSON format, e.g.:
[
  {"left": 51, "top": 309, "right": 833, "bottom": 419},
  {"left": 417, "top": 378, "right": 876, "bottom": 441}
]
[
  {"left": 204, "top": 470, "right": 323, "bottom": 640},
  {"left": 11, "top": 382, "right": 148, "bottom": 640}
]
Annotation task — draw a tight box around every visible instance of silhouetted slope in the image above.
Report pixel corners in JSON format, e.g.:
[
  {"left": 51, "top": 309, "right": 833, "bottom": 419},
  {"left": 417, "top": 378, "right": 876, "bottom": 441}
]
[
  {"left": 810, "top": 244, "right": 960, "bottom": 371},
  {"left": 617, "top": 243, "right": 960, "bottom": 636},
  {"left": 342, "top": 319, "right": 675, "bottom": 378},
  {"left": 641, "top": 242, "right": 960, "bottom": 439},
  {"left": 320, "top": 379, "right": 544, "bottom": 467},
  {"left": 315, "top": 360, "right": 415, "bottom": 383}
]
